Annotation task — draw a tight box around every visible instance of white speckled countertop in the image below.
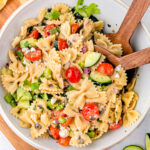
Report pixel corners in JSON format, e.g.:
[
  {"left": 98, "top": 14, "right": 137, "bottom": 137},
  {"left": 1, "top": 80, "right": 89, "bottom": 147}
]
[{"left": 0, "top": 0, "right": 150, "bottom": 150}]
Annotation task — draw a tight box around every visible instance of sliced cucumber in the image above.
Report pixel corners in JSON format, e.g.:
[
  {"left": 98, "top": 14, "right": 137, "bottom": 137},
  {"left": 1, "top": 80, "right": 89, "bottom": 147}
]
[
  {"left": 90, "top": 71, "right": 112, "bottom": 84},
  {"left": 145, "top": 134, "right": 150, "bottom": 150},
  {"left": 18, "top": 101, "right": 30, "bottom": 109},
  {"left": 123, "top": 145, "right": 143, "bottom": 150},
  {"left": 84, "top": 52, "right": 101, "bottom": 67}
]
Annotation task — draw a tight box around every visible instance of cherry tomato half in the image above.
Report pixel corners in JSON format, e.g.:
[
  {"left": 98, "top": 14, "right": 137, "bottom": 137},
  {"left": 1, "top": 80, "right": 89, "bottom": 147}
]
[
  {"left": 82, "top": 104, "right": 99, "bottom": 122},
  {"left": 24, "top": 48, "right": 41, "bottom": 61},
  {"left": 28, "top": 30, "right": 39, "bottom": 39},
  {"left": 96, "top": 63, "right": 114, "bottom": 76},
  {"left": 52, "top": 109, "right": 67, "bottom": 120},
  {"left": 61, "top": 117, "right": 73, "bottom": 127},
  {"left": 66, "top": 67, "right": 81, "bottom": 83},
  {"left": 49, "top": 126, "right": 60, "bottom": 140},
  {"left": 44, "top": 24, "right": 57, "bottom": 37},
  {"left": 109, "top": 120, "right": 123, "bottom": 130},
  {"left": 58, "top": 39, "right": 68, "bottom": 50},
  {"left": 71, "top": 24, "right": 79, "bottom": 34},
  {"left": 58, "top": 137, "right": 71, "bottom": 146}
]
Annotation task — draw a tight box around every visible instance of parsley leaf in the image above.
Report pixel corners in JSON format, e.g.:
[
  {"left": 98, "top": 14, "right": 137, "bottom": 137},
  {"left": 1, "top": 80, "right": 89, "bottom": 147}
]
[
  {"left": 23, "top": 80, "right": 31, "bottom": 86},
  {"left": 50, "top": 27, "right": 60, "bottom": 35},
  {"left": 16, "top": 50, "right": 24, "bottom": 60},
  {"left": 44, "top": 10, "right": 60, "bottom": 20},
  {"left": 68, "top": 85, "right": 75, "bottom": 91},
  {"left": 74, "top": 0, "right": 100, "bottom": 18},
  {"left": 24, "top": 41, "right": 29, "bottom": 48},
  {"left": 31, "top": 82, "right": 39, "bottom": 91},
  {"left": 85, "top": 3, "right": 100, "bottom": 17}
]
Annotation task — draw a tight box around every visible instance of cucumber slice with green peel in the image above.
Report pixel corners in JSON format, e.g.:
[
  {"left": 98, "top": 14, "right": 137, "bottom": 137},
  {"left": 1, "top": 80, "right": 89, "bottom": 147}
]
[
  {"left": 123, "top": 145, "right": 144, "bottom": 150},
  {"left": 18, "top": 101, "right": 30, "bottom": 109},
  {"left": 84, "top": 52, "right": 101, "bottom": 67},
  {"left": 90, "top": 71, "right": 112, "bottom": 84},
  {"left": 145, "top": 134, "right": 150, "bottom": 150}
]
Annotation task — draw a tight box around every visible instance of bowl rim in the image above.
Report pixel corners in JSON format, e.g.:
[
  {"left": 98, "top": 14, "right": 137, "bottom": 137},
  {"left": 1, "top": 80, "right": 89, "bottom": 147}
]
[{"left": 0, "top": 0, "right": 150, "bottom": 150}]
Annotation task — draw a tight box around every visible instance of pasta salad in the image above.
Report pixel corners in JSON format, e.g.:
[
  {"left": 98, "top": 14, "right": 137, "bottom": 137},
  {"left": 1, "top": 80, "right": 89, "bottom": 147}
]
[{"left": 0, "top": 0, "right": 141, "bottom": 147}]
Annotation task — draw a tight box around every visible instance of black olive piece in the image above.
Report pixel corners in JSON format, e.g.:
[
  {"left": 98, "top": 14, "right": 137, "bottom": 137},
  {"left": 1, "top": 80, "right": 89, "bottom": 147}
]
[
  {"left": 27, "top": 26, "right": 33, "bottom": 34},
  {"left": 53, "top": 40, "right": 58, "bottom": 51},
  {"left": 35, "top": 123, "right": 42, "bottom": 129},
  {"left": 41, "top": 22, "right": 46, "bottom": 26},
  {"left": 74, "top": 12, "right": 84, "bottom": 20},
  {"left": 37, "top": 105, "right": 43, "bottom": 109},
  {"left": 49, "top": 84, "right": 53, "bottom": 88},
  {"left": 6, "top": 63, "right": 9, "bottom": 67},
  {"left": 71, "top": 7, "right": 75, "bottom": 13},
  {"left": 48, "top": 8, "right": 52, "bottom": 12},
  {"left": 100, "top": 29, "right": 104, "bottom": 34},
  {"left": 89, "top": 15, "right": 98, "bottom": 22}
]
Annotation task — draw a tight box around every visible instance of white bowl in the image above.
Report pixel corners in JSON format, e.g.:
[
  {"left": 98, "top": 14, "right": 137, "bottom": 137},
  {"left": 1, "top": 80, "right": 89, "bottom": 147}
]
[{"left": 0, "top": 0, "right": 150, "bottom": 150}]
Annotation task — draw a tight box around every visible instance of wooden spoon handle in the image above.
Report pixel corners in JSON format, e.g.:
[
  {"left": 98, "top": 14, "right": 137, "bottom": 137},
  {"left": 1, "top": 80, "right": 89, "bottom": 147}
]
[
  {"left": 117, "top": 0, "right": 150, "bottom": 42},
  {"left": 120, "top": 48, "right": 150, "bottom": 70},
  {"left": 94, "top": 45, "right": 120, "bottom": 66}
]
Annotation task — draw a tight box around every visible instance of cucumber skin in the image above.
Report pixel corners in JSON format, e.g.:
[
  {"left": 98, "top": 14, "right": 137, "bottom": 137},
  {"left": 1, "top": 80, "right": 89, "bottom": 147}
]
[
  {"left": 90, "top": 71, "right": 112, "bottom": 84},
  {"left": 123, "top": 145, "right": 144, "bottom": 150},
  {"left": 145, "top": 134, "right": 150, "bottom": 150}
]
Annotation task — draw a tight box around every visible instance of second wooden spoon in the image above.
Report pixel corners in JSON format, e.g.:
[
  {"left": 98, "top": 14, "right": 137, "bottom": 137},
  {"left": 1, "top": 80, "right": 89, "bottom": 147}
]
[{"left": 94, "top": 45, "right": 150, "bottom": 70}]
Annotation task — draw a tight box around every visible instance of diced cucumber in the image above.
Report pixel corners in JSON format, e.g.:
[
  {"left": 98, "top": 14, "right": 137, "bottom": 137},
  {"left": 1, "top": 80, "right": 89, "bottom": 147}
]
[
  {"left": 90, "top": 71, "right": 112, "bottom": 84},
  {"left": 43, "top": 67, "right": 52, "bottom": 79},
  {"left": 20, "top": 38, "right": 37, "bottom": 48},
  {"left": 18, "top": 101, "right": 30, "bottom": 109},
  {"left": 4, "top": 93, "right": 13, "bottom": 103},
  {"left": 123, "top": 145, "right": 143, "bottom": 150},
  {"left": 145, "top": 134, "right": 150, "bottom": 150},
  {"left": 87, "top": 131, "right": 95, "bottom": 138},
  {"left": 17, "top": 87, "right": 32, "bottom": 101},
  {"left": 84, "top": 52, "right": 101, "bottom": 67},
  {"left": 0, "top": 67, "right": 12, "bottom": 75}
]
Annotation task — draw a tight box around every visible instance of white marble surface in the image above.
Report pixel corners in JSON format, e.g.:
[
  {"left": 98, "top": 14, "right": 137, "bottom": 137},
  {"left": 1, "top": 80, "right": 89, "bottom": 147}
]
[{"left": 0, "top": 0, "right": 150, "bottom": 150}]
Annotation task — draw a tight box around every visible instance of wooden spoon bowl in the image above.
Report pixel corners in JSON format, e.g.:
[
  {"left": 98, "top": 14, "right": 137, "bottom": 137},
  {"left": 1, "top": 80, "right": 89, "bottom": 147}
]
[{"left": 105, "top": 0, "right": 150, "bottom": 55}]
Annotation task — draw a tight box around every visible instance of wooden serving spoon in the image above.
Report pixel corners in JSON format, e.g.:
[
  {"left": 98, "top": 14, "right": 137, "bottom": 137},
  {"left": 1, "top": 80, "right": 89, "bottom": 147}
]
[
  {"left": 94, "top": 45, "right": 150, "bottom": 70},
  {"left": 105, "top": 0, "right": 150, "bottom": 55}
]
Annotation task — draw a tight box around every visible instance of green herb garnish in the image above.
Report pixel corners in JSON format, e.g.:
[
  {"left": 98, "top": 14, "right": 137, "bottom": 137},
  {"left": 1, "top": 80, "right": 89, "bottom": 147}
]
[
  {"left": 23, "top": 80, "right": 31, "bottom": 86},
  {"left": 74, "top": 0, "right": 100, "bottom": 18},
  {"left": 24, "top": 41, "right": 29, "bottom": 48},
  {"left": 31, "top": 82, "right": 40, "bottom": 91},
  {"left": 68, "top": 85, "right": 75, "bottom": 91},
  {"left": 44, "top": 10, "right": 60, "bottom": 20},
  {"left": 17, "top": 50, "right": 24, "bottom": 60},
  {"left": 50, "top": 27, "right": 60, "bottom": 35}
]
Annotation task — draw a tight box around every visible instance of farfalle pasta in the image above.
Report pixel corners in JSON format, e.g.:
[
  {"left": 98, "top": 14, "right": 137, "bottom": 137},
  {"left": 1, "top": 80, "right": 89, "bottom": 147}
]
[{"left": 0, "top": 0, "right": 140, "bottom": 147}]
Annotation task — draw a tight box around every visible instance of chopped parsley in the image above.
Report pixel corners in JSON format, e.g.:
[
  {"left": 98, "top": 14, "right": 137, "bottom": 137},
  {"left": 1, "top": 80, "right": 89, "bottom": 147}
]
[
  {"left": 68, "top": 85, "right": 75, "bottom": 91},
  {"left": 23, "top": 80, "right": 31, "bottom": 86},
  {"left": 50, "top": 27, "right": 60, "bottom": 35},
  {"left": 16, "top": 50, "right": 24, "bottom": 60},
  {"left": 24, "top": 41, "right": 29, "bottom": 48},
  {"left": 74, "top": 0, "right": 100, "bottom": 18},
  {"left": 44, "top": 10, "right": 60, "bottom": 20},
  {"left": 31, "top": 82, "right": 40, "bottom": 91}
]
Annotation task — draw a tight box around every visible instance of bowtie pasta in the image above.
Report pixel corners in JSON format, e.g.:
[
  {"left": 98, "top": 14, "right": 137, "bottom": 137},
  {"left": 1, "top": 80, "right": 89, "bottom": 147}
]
[{"left": 0, "top": 1, "right": 140, "bottom": 147}]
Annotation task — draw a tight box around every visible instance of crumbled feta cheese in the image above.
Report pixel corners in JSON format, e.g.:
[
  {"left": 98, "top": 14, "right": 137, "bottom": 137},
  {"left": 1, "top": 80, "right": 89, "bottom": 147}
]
[
  {"left": 59, "top": 127, "right": 69, "bottom": 138},
  {"left": 30, "top": 47, "right": 36, "bottom": 52},
  {"left": 25, "top": 66, "right": 29, "bottom": 71},
  {"left": 22, "top": 48, "right": 28, "bottom": 52},
  {"left": 51, "top": 97, "right": 57, "bottom": 105},
  {"left": 116, "top": 66, "right": 121, "bottom": 71},
  {"left": 115, "top": 73, "right": 120, "bottom": 78}
]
